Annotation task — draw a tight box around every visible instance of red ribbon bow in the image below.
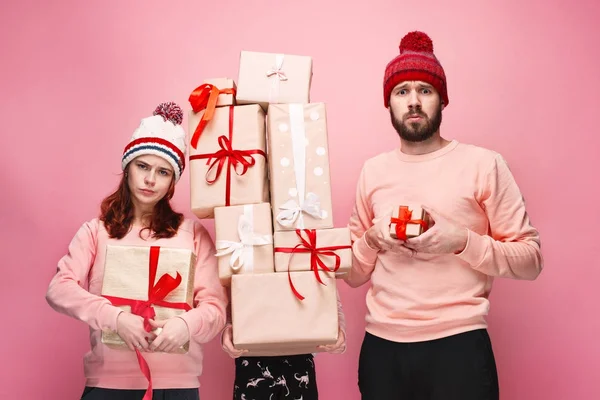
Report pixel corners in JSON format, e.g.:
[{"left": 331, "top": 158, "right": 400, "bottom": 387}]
[
  {"left": 189, "top": 106, "right": 266, "bottom": 206},
  {"left": 390, "top": 206, "right": 429, "bottom": 240},
  {"left": 189, "top": 83, "right": 237, "bottom": 149},
  {"left": 103, "top": 246, "right": 192, "bottom": 400},
  {"left": 274, "top": 229, "right": 351, "bottom": 301}
]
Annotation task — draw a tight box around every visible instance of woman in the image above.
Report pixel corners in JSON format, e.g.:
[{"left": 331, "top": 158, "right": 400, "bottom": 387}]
[
  {"left": 46, "top": 102, "right": 228, "bottom": 400},
  {"left": 221, "top": 292, "right": 347, "bottom": 400}
]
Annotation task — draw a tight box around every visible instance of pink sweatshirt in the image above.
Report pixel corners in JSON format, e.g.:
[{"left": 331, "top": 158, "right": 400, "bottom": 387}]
[
  {"left": 345, "top": 140, "right": 542, "bottom": 342},
  {"left": 45, "top": 218, "right": 228, "bottom": 389}
]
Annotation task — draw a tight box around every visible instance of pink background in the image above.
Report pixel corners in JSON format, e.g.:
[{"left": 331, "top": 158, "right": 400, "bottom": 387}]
[{"left": 1, "top": 0, "right": 598, "bottom": 398}]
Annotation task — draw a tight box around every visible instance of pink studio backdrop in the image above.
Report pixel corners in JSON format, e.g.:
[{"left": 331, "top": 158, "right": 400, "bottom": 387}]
[{"left": 1, "top": 0, "right": 598, "bottom": 398}]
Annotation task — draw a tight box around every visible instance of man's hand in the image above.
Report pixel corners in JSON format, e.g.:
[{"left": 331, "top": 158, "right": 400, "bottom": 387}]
[
  {"left": 364, "top": 213, "right": 416, "bottom": 257},
  {"left": 404, "top": 205, "right": 468, "bottom": 254}
]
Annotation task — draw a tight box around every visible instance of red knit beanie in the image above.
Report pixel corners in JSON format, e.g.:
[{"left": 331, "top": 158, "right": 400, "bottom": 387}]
[{"left": 383, "top": 31, "right": 449, "bottom": 108}]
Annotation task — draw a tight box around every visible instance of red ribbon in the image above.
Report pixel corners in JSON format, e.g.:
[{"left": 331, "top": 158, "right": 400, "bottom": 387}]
[
  {"left": 103, "top": 246, "right": 192, "bottom": 400},
  {"left": 274, "top": 229, "right": 351, "bottom": 301},
  {"left": 189, "top": 105, "right": 266, "bottom": 206},
  {"left": 189, "top": 83, "right": 237, "bottom": 149},
  {"left": 390, "top": 206, "right": 429, "bottom": 240},
  {"left": 135, "top": 348, "right": 152, "bottom": 400}
]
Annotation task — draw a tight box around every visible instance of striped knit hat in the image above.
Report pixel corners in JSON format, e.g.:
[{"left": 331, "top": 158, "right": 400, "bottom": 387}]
[
  {"left": 122, "top": 102, "right": 186, "bottom": 182},
  {"left": 383, "top": 31, "right": 449, "bottom": 108}
]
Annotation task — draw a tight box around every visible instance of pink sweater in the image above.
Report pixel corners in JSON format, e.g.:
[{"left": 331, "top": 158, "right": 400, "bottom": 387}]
[
  {"left": 345, "top": 140, "right": 542, "bottom": 342},
  {"left": 46, "top": 218, "right": 228, "bottom": 389}
]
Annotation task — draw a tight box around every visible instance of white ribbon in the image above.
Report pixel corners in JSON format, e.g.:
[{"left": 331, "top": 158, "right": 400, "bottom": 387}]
[
  {"left": 275, "top": 104, "right": 324, "bottom": 228},
  {"left": 266, "top": 54, "right": 287, "bottom": 103},
  {"left": 276, "top": 192, "right": 322, "bottom": 227},
  {"left": 215, "top": 205, "right": 272, "bottom": 272},
  {"left": 266, "top": 53, "right": 288, "bottom": 80}
]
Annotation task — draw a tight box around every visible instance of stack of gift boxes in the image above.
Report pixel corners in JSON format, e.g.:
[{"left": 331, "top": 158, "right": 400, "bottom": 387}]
[
  {"left": 188, "top": 51, "right": 352, "bottom": 356},
  {"left": 95, "top": 50, "right": 433, "bottom": 359}
]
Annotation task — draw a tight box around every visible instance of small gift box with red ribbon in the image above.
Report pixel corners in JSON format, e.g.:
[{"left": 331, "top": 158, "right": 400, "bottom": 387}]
[
  {"left": 203, "top": 78, "right": 237, "bottom": 107},
  {"left": 214, "top": 202, "right": 275, "bottom": 287},
  {"left": 187, "top": 79, "right": 237, "bottom": 149},
  {"left": 274, "top": 228, "right": 352, "bottom": 281},
  {"left": 236, "top": 51, "right": 312, "bottom": 111},
  {"left": 101, "top": 245, "right": 195, "bottom": 354},
  {"left": 389, "top": 205, "right": 431, "bottom": 240},
  {"left": 188, "top": 104, "right": 269, "bottom": 219},
  {"left": 231, "top": 271, "right": 338, "bottom": 357},
  {"left": 266, "top": 103, "right": 334, "bottom": 232}
]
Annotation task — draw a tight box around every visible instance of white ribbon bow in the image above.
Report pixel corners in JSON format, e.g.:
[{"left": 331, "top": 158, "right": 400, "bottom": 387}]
[
  {"left": 266, "top": 54, "right": 288, "bottom": 81},
  {"left": 276, "top": 192, "right": 323, "bottom": 228},
  {"left": 215, "top": 214, "right": 272, "bottom": 272}
]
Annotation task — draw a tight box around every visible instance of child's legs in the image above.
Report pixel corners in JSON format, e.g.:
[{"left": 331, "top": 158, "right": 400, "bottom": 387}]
[
  {"left": 233, "top": 356, "right": 282, "bottom": 399},
  {"left": 282, "top": 354, "right": 318, "bottom": 400},
  {"left": 233, "top": 354, "right": 318, "bottom": 400}
]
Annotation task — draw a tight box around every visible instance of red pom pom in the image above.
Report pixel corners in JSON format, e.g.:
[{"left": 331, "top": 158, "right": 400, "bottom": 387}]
[
  {"left": 153, "top": 102, "right": 183, "bottom": 125},
  {"left": 399, "top": 31, "right": 434, "bottom": 54}
]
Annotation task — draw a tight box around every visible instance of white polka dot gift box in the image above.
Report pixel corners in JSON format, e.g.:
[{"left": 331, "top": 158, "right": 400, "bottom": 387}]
[{"left": 266, "top": 102, "right": 334, "bottom": 231}]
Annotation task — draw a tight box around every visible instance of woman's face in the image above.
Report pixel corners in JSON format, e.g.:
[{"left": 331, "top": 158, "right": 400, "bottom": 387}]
[{"left": 127, "top": 154, "right": 174, "bottom": 210}]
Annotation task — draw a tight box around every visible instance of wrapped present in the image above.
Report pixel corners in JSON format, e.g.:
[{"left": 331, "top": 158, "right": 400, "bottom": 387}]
[
  {"left": 189, "top": 104, "right": 269, "bottom": 219},
  {"left": 214, "top": 203, "right": 275, "bottom": 286},
  {"left": 101, "top": 245, "right": 196, "bottom": 354},
  {"left": 236, "top": 51, "right": 312, "bottom": 111},
  {"left": 188, "top": 79, "right": 237, "bottom": 149},
  {"left": 231, "top": 271, "right": 338, "bottom": 357},
  {"left": 389, "top": 205, "right": 431, "bottom": 239},
  {"left": 274, "top": 228, "right": 352, "bottom": 279},
  {"left": 203, "top": 78, "right": 237, "bottom": 106},
  {"left": 266, "top": 103, "right": 333, "bottom": 231}
]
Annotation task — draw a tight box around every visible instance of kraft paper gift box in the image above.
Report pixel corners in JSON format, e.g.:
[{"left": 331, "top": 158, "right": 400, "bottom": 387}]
[
  {"left": 202, "top": 78, "right": 237, "bottom": 107},
  {"left": 236, "top": 51, "right": 312, "bottom": 111},
  {"left": 214, "top": 202, "right": 275, "bottom": 286},
  {"left": 101, "top": 245, "right": 196, "bottom": 353},
  {"left": 188, "top": 78, "right": 237, "bottom": 150},
  {"left": 274, "top": 228, "right": 352, "bottom": 277},
  {"left": 188, "top": 104, "right": 269, "bottom": 219},
  {"left": 266, "top": 102, "right": 334, "bottom": 231},
  {"left": 231, "top": 271, "right": 338, "bottom": 357},
  {"left": 389, "top": 205, "right": 431, "bottom": 239}
]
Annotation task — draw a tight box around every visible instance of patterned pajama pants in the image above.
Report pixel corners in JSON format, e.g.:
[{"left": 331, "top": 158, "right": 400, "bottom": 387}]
[{"left": 233, "top": 354, "right": 318, "bottom": 400}]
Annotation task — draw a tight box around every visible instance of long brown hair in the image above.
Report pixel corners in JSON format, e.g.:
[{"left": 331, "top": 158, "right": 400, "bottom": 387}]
[{"left": 100, "top": 171, "right": 183, "bottom": 239}]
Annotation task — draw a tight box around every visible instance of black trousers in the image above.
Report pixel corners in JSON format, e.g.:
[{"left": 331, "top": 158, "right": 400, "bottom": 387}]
[
  {"left": 233, "top": 354, "right": 318, "bottom": 400},
  {"left": 80, "top": 387, "right": 199, "bottom": 400},
  {"left": 358, "top": 329, "right": 499, "bottom": 400}
]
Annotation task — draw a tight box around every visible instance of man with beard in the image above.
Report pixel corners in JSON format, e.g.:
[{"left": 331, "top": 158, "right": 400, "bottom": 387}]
[{"left": 344, "top": 31, "right": 543, "bottom": 400}]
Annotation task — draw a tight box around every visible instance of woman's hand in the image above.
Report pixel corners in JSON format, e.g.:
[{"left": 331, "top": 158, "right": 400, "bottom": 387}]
[
  {"left": 148, "top": 317, "right": 190, "bottom": 353},
  {"left": 116, "top": 312, "right": 155, "bottom": 352}
]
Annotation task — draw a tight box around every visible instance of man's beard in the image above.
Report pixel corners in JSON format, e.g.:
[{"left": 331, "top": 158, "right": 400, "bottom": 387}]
[{"left": 391, "top": 104, "right": 443, "bottom": 142}]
